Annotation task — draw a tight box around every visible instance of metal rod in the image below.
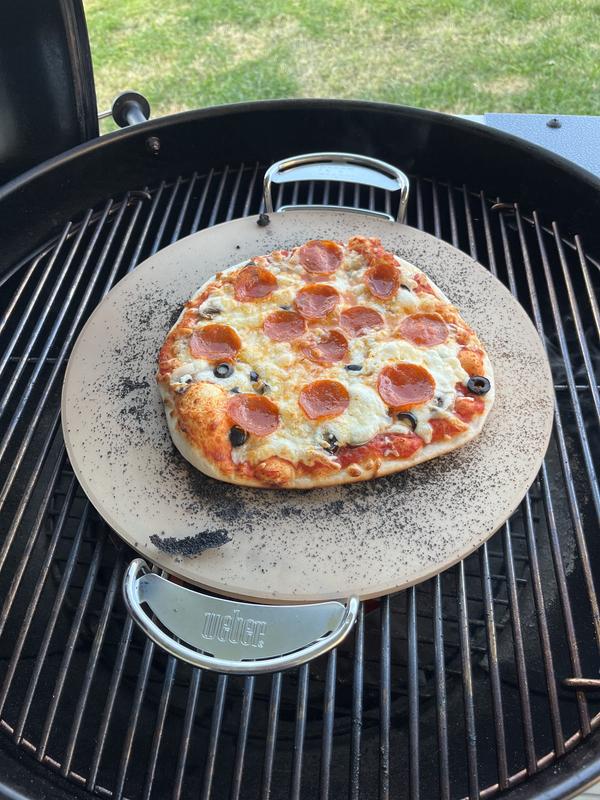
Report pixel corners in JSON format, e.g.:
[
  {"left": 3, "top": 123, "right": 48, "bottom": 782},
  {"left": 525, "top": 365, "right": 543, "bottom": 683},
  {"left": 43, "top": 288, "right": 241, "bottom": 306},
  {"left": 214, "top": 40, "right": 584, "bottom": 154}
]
[
  {"left": 432, "top": 576, "right": 450, "bottom": 800},
  {"left": 172, "top": 668, "right": 202, "bottom": 800},
  {"left": 380, "top": 595, "right": 391, "bottom": 800},
  {"left": 208, "top": 167, "right": 229, "bottom": 228},
  {"left": 230, "top": 675, "right": 255, "bottom": 800},
  {"left": 260, "top": 672, "right": 282, "bottom": 800},
  {"left": 457, "top": 562, "right": 480, "bottom": 799},
  {"left": 502, "top": 522, "right": 537, "bottom": 773},
  {"left": 129, "top": 183, "right": 165, "bottom": 266},
  {"left": 479, "top": 544, "right": 509, "bottom": 788},
  {"left": 201, "top": 674, "right": 228, "bottom": 799},
  {"left": 432, "top": 179, "right": 441, "bottom": 239},
  {"left": 447, "top": 184, "right": 459, "bottom": 248},
  {"left": 349, "top": 604, "right": 364, "bottom": 800},
  {"left": 243, "top": 164, "right": 260, "bottom": 218},
  {"left": 191, "top": 170, "right": 214, "bottom": 233},
  {"left": 462, "top": 185, "right": 478, "bottom": 260},
  {"left": 416, "top": 179, "right": 424, "bottom": 231},
  {"left": 319, "top": 649, "right": 337, "bottom": 800},
  {"left": 575, "top": 235, "right": 600, "bottom": 339},
  {"left": 521, "top": 493, "right": 565, "bottom": 755},
  {"left": 152, "top": 176, "right": 182, "bottom": 253},
  {"left": 407, "top": 587, "right": 420, "bottom": 800},
  {"left": 290, "top": 664, "right": 309, "bottom": 800},
  {"left": 171, "top": 172, "right": 198, "bottom": 243},
  {"left": 141, "top": 655, "right": 178, "bottom": 800}
]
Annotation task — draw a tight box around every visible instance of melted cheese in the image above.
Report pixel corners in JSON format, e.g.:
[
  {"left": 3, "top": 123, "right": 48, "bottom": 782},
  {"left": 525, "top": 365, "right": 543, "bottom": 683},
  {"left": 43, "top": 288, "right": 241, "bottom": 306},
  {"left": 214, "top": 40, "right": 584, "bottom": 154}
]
[{"left": 166, "top": 241, "right": 488, "bottom": 467}]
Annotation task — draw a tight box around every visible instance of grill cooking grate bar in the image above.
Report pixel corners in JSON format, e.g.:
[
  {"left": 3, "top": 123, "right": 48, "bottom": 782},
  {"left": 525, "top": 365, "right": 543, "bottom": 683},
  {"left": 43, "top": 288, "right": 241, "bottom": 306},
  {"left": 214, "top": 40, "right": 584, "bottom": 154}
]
[{"left": 0, "top": 167, "right": 598, "bottom": 800}]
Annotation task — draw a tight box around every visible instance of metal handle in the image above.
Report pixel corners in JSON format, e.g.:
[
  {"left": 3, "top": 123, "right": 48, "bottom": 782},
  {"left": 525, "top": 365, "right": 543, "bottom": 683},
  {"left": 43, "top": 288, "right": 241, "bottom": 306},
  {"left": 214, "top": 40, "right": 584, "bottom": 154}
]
[
  {"left": 123, "top": 558, "right": 359, "bottom": 674},
  {"left": 263, "top": 151, "right": 410, "bottom": 222},
  {"left": 108, "top": 91, "right": 151, "bottom": 128}
]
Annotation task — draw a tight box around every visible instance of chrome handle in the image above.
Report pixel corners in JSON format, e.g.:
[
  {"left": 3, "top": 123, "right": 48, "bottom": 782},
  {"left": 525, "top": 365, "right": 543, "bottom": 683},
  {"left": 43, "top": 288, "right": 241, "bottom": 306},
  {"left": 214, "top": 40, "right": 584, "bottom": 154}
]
[
  {"left": 263, "top": 151, "right": 410, "bottom": 222},
  {"left": 123, "top": 558, "right": 359, "bottom": 674}
]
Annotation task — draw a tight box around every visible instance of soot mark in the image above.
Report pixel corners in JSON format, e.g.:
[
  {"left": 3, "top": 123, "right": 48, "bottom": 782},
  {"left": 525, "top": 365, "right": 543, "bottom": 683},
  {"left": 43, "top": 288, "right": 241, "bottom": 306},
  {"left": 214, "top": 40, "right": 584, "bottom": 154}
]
[
  {"left": 150, "top": 529, "right": 232, "bottom": 557},
  {"left": 118, "top": 378, "right": 150, "bottom": 398},
  {"left": 168, "top": 304, "right": 185, "bottom": 329}
]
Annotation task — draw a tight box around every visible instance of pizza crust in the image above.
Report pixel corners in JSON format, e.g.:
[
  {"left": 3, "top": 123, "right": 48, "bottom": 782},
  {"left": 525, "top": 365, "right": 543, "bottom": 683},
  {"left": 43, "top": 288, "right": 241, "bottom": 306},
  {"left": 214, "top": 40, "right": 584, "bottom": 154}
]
[
  {"left": 157, "top": 238, "right": 495, "bottom": 489},
  {"left": 160, "top": 357, "right": 495, "bottom": 491}
]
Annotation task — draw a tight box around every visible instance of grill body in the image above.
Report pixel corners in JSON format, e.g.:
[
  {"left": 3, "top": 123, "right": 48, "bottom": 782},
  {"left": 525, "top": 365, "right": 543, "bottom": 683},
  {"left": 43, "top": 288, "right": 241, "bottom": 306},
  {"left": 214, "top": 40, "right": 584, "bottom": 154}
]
[{"left": 0, "top": 100, "right": 599, "bottom": 800}]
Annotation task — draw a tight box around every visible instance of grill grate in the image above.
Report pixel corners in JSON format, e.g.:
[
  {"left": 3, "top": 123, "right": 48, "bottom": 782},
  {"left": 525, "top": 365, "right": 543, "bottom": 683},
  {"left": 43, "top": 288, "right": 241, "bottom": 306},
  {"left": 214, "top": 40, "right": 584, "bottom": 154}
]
[{"left": 0, "top": 164, "right": 599, "bottom": 799}]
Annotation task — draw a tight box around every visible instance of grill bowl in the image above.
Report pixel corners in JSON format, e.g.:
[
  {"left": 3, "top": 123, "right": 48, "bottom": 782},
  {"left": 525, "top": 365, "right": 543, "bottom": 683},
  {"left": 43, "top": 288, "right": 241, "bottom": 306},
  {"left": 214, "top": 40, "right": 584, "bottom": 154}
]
[{"left": 0, "top": 100, "right": 599, "bottom": 800}]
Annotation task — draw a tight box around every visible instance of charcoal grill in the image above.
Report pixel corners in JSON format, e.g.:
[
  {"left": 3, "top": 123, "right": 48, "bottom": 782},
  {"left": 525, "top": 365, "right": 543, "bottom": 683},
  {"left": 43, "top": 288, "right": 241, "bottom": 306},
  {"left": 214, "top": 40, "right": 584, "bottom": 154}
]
[{"left": 1, "top": 11, "right": 600, "bottom": 800}]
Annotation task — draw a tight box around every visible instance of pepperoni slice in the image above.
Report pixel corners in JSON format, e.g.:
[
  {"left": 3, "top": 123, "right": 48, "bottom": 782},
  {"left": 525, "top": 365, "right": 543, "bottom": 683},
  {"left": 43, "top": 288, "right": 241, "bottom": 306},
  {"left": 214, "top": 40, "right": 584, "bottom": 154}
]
[
  {"left": 263, "top": 310, "right": 306, "bottom": 342},
  {"left": 298, "top": 240, "right": 343, "bottom": 274},
  {"left": 234, "top": 265, "right": 277, "bottom": 301},
  {"left": 189, "top": 324, "right": 241, "bottom": 361},
  {"left": 298, "top": 380, "right": 349, "bottom": 420},
  {"left": 412, "top": 272, "right": 436, "bottom": 296},
  {"left": 429, "top": 416, "right": 468, "bottom": 442},
  {"left": 340, "top": 306, "right": 385, "bottom": 337},
  {"left": 226, "top": 393, "right": 279, "bottom": 436},
  {"left": 454, "top": 396, "right": 485, "bottom": 422},
  {"left": 301, "top": 330, "right": 349, "bottom": 364},
  {"left": 398, "top": 312, "right": 449, "bottom": 347},
  {"left": 295, "top": 284, "right": 340, "bottom": 320},
  {"left": 377, "top": 363, "right": 435, "bottom": 410},
  {"left": 458, "top": 347, "right": 485, "bottom": 376},
  {"left": 337, "top": 432, "right": 423, "bottom": 467},
  {"left": 365, "top": 259, "right": 399, "bottom": 299}
]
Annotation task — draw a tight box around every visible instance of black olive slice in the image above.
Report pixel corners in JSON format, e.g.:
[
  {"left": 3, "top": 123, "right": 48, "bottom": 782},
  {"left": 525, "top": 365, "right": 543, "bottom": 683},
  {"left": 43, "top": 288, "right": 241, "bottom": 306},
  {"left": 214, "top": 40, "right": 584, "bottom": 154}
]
[
  {"left": 229, "top": 426, "right": 248, "bottom": 447},
  {"left": 323, "top": 433, "right": 339, "bottom": 454},
  {"left": 249, "top": 370, "right": 259, "bottom": 382},
  {"left": 400, "top": 283, "right": 411, "bottom": 291},
  {"left": 230, "top": 387, "right": 240, "bottom": 394},
  {"left": 466, "top": 376, "right": 491, "bottom": 395},
  {"left": 345, "top": 364, "right": 362, "bottom": 371},
  {"left": 198, "top": 306, "right": 221, "bottom": 320},
  {"left": 396, "top": 411, "right": 418, "bottom": 431},
  {"left": 279, "top": 304, "right": 292, "bottom": 311},
  {"left": 213, "top": 363, "right": 234, "bottom": 379}
]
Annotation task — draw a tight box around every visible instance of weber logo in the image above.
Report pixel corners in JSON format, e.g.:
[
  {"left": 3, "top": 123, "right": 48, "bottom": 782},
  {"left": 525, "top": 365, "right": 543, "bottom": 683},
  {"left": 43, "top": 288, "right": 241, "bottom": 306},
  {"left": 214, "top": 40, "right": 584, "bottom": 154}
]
[{"left": 201, "top": 609, "right": 266, "bottom": 649}]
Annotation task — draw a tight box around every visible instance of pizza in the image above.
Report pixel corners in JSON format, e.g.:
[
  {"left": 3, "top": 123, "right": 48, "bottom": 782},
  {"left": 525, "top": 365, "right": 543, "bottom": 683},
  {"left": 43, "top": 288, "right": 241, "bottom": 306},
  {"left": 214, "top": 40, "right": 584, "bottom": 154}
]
[{"left": 157, "top": 237, "right": 494, "bottom": 488}]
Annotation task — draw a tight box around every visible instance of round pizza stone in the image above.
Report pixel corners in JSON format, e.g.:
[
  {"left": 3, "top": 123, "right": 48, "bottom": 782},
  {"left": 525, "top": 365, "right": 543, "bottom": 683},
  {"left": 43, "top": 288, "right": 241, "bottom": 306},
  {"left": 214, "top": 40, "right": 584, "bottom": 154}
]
[{"left": 62, "top": 210, "right": 554, "bottom": 603}]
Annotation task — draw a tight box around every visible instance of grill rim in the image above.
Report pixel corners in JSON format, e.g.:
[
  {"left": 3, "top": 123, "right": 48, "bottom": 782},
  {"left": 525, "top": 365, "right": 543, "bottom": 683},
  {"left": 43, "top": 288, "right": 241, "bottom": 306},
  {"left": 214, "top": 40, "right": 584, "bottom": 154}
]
[{"left": 2, "top": 99, "right": 600, "bottom": 272}]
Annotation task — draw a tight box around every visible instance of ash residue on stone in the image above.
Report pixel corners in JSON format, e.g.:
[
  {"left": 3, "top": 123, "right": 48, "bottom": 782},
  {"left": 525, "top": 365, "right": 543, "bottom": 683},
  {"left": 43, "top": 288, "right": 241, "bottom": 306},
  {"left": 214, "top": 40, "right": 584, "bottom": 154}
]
[
  {"left": 118, "top": 377, "right": 150, "bottom": 398},
  {"left": 150, "top": 529, "right": 232, "bottom": 557},
  {"left": 168, "top": 304, "right": 185, "bottom": 329}
]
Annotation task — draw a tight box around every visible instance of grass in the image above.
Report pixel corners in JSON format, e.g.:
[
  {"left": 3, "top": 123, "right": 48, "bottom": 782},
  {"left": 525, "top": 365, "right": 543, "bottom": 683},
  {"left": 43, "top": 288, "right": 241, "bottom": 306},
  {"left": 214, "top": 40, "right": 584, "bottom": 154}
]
[{"left": 84, "top": 0, "right": 600, "bottom": 125}]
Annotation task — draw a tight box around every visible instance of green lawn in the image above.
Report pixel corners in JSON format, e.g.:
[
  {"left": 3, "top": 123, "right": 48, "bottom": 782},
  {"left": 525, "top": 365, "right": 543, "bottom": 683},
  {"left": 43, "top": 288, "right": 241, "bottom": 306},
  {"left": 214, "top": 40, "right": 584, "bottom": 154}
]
[{"left": 85, "top": 0, "right": 600, "bottom": 125}]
